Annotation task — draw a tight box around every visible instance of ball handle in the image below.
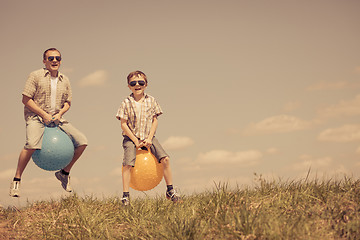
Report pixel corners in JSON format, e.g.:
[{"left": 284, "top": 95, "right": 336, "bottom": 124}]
[
  {"left": 44, "top": 122, "right": 59, "bottom": 128},
  {"left": 138, "top": 146, "right": 150, "bottom": 152}
]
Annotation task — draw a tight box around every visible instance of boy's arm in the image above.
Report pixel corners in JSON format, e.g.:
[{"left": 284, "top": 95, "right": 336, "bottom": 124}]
[
  {"left": 143, "top": 115, "right": 158, "bottom": 148},
  {"left": 120, "top": 118, "right": 141, "bottom": 148}
]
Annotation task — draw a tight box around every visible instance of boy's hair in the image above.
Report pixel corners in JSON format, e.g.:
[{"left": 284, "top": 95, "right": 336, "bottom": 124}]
[
  {"left": 127, "top": 70, "right": 148, "bottom": 84},
  {"left": 43, "top": 48, "right": 61, "bottom": 60}
]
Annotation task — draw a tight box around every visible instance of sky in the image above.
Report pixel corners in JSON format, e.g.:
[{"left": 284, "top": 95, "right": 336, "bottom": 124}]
[{"left": 1, "top": 0, "right": 360, "bottom": 208}]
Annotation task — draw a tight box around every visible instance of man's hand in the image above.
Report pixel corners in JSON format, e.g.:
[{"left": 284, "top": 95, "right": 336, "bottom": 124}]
[
  {"left": 51, "top": 113, "right": 61, "bottom": 125},
  {"left": 42, "top": 113, "right": 54, "bottom": 125}
]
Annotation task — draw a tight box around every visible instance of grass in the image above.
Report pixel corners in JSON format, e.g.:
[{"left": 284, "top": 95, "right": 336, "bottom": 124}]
[{"left": 1, "top": 175, "right": 359, "bottom": 239}]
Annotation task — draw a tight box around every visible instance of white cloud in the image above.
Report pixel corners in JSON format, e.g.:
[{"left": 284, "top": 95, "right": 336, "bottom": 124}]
[
  {"left": 307, "top": 80, "right": 356, "bottom": 91},
  {"left": 78, "top": 70, "right": 108, "bottom": 87},
  {"left": 292, "top": 155, "right": 332, "bottom": 171},
  {"left": 243, "top": 115, "right": 312, "bottom": 135},
  {"left": 317, "top": 95, "right": 360, "bottom": 119},
  {"left": 197, "top": 149, "right": 262, "bottom": 165},
  {"left": 266, "top": 148, "right": 279, "bottom": 155},
  {"left": 318, "top": 124, "right": 360, "bottom": 142},
  {"left": 162, "top": 136, "right": 194, "bottom": 150}
]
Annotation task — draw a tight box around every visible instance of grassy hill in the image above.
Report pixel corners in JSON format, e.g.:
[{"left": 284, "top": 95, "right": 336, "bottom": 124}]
[{"left": 1, "top": 175, "right": 359, "bottom": 239}]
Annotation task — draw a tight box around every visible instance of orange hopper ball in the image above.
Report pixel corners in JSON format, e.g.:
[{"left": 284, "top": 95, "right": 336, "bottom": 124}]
[{"left": 125, "top": 148, "right": 164, "bottom": 191}]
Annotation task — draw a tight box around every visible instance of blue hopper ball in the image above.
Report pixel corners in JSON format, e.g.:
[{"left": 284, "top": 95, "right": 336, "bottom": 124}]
[{"left": 32, "top": 126, "right": 74, "bottom": 171}]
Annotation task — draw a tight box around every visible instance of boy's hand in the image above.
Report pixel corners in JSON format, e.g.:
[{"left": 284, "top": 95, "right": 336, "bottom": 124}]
[
  {"left": 142, "top": 138, "right": 153, "bottom": 149},
  {"left": 134, "top": 139, "right": 142, "bottom": 149}
]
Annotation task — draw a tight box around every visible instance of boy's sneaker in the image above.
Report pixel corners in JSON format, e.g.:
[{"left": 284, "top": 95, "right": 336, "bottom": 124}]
[
  {"left": 166, "top": 188, "right": 181, "bottom": 203},
  {"left": 121, "top": 196, "right": 130, "bottom": 206},
  {"left": 55, "top": 171, "right": 72, "bottom": 192},
  {"left": 9, "top": 180, "right": 20, "bottom": 197}
]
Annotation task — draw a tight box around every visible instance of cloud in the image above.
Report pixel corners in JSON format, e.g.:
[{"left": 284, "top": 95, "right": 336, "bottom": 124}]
[
  {"left": 290, "top": 155, "right": 351, "bottom": 178},
  {"left": 266, "top": 148, "right": 279, "bottom": 155},
  {"left": 307, "top": 80, "right": 359, "bottom": 91},
  {"left": 78, "top": 70, "right": 108, "bottom": 87},
  {"left": 292, "top": 155, "right": 332, "bottom": 171},
  {"left": 197, "top": 149, "right": 262, "bottom": 165},
  {"left": 318, "top": 124, "right": 360, "bottom": 142},
  {"left": 243, "top": 115, "right": 312, "bottom": 135},
  {"left": 317, "top": 95, "right": 360, "bottom": 119},
  {"left": 162, "top": 136, "right": 194, "bottom": 150}
]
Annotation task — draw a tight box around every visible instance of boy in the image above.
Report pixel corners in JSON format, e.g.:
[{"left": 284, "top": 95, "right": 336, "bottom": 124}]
[
  {"left": 10, "top": 48, "right": 88, "bottom": 197},
  {"left": 116, "top": 70, "right": 180, "bottom": 205}
]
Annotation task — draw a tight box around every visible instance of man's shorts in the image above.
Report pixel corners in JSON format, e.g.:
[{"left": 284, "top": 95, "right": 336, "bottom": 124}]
[
  {"left": 122, "top": 136, "right": 169, "bottom": 167},
  {"left": 25, "top": 116, "right": 88, "bottom": 149}
]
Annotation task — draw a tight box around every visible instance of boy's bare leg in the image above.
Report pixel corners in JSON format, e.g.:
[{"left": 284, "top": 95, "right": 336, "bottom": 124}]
[
  {"left": 161, "top": 157, "right": 173, "bottom": 185},
  {"left": 122, "top": 165, "right": 132, "bottom": 192},
  {"left": 15, "top": 148, "right": 36, "bottom": 179}
]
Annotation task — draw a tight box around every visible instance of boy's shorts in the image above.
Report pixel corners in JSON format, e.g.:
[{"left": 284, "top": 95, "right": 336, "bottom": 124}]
[
  {"left": 122, "top": 136, "right": 169, "bottom": 167},
  {"left": 25, "top": 116, "right": 88, "bottom": 149}
]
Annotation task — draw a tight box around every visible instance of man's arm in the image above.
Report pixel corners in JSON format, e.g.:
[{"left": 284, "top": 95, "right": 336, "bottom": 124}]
[
  {"left": 52, "top": 101, "right": 71, "bottom": 125},
  {"left": 22, "top": 95, "right": 52, "bottom": 125}
]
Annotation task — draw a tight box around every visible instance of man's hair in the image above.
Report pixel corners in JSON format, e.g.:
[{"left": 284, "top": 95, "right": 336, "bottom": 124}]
[
  {"left": 43, "top": 48, "right": 61, "bottom": 60},
  {"left": 127, "top": 70, "right": 148, "bottom": 84}
]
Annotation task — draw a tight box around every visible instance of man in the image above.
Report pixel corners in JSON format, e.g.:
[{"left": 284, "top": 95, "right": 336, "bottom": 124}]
[{"left": 10, "top": 48, "right": 88, "bottom": 197}]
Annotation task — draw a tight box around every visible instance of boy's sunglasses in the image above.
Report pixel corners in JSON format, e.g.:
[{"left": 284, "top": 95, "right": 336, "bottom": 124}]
[
  {"left": 48, "top": 56, "right": 62, "bottom": 61},
  {"left": 129, "top": 80, "right": 146, "bottom": 87}
]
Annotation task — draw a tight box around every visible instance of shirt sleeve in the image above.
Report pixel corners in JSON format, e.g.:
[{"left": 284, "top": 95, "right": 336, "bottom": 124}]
[
  {"left": 22, "top": 72, "right": 37, "bottom": 98},
  {"left": 66, "top": 78, "right": 72, "bottom": 103},
  {"left": 116, "top": 101, "right": 128, "bottom": 120},
  {"left": 153, "top": 98, "right": 163, "bottom": 117}
]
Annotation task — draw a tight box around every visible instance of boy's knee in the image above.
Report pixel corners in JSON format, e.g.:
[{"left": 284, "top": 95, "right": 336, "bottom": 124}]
[
  {"left": 161, "top": 156, "right": 170, "bottom": 165},
  {"left": 122, "top": 165, "right": 132, "bottom": 171}
]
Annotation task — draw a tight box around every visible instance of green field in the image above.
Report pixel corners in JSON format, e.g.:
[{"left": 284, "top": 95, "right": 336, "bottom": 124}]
[{"left": 1, "top": 175, "right": 359, "bottom": 239}]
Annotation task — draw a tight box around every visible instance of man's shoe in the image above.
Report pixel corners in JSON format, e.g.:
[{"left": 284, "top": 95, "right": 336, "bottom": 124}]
[
  {"left": 166, "top": 188, "right": 181, "bottom": 203},
  {"left": 121, "top": 196, "right": 130, "bottom": 206},
  {"left": 55, "top": 171, "right": 72, "bottom": 192},
  {"left": 9, "top": 180, "right": 20, "bottom": 197}
]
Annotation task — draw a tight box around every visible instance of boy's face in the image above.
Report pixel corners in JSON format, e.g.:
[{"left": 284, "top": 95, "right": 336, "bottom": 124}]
[{"left": 128, "top": 74, "right": 147, "bottom": 96}]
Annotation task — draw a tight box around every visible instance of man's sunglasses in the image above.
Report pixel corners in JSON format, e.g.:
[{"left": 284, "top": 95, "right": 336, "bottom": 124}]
[
  {"left": 129, "top": 80, "right": 146, "bottom": 87},
  {"left": 47, "top": 56, "right": 62, "bottom": 61}
]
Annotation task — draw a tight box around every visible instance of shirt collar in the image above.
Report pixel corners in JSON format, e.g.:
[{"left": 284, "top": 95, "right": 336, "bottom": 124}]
[
  {"left": 43, "top": 68, "right": 64, "bottom": 80},
  {"left": 129, "top": 93, "right": 148, "bottom": 100}
]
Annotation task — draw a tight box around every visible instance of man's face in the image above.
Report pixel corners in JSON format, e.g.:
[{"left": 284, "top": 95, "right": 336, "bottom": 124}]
[{"left": 43, "top": 50, "right": 61, "bottom": 73}]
